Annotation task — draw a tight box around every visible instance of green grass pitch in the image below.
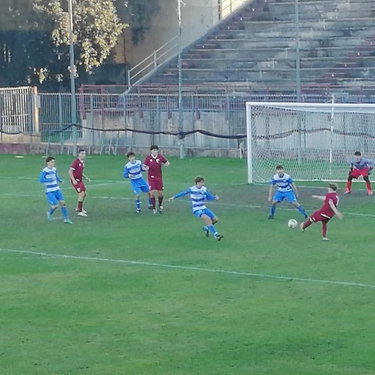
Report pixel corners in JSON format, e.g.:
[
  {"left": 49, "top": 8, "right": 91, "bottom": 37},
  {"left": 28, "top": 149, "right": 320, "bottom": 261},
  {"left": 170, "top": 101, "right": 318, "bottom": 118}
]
[{"left": 0, "top": 154, "right": 375, "bottom": 375}]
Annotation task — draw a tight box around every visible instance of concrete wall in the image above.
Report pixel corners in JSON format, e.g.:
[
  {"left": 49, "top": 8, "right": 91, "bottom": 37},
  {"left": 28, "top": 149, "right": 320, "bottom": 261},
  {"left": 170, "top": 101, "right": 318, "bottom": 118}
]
[{"left": 113, "top": 0, "right": 227, "bottom": 70}]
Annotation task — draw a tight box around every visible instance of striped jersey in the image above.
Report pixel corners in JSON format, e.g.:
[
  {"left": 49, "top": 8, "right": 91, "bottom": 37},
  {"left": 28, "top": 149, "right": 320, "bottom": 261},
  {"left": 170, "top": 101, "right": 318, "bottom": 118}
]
[
  {"left": 123, "top": 160, "right": 144, "bottom": 180},
  {"left": 39, "top": 167, "right": 62, "bottom": 193},
  {"left": 173, "top": 185, "right": 216, "bottom": 212},
  {"left": 350, "top": 157, "right": 373, "bottom": 170},
  {"left": 270, "top": 173, "right": 294, "bottom": 192}
]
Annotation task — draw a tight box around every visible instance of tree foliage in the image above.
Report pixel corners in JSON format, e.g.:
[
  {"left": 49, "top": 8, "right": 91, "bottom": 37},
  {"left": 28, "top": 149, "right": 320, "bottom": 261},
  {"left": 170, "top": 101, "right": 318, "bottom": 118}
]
[{"left": 0, "top": 0, "right": 126, "bottom": 87}]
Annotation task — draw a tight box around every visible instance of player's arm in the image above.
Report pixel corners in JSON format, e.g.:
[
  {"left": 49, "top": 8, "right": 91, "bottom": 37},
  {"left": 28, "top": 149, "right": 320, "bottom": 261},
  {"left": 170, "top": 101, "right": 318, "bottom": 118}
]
[
  {"left": 311, "top": 195, "right": 326, "bottom": 200},
  {"left": 366, "top": 158, "right": 373, "bottom": 172},
  {"left": 290, "top": 181, "right": 298, "bottom": 197},
  {"left": 68, "top": 167, "right": 78, "bottom": 184},
  {"left": 329, "top": 200, "right": 343, "bottom": 219},
  {"left": 142, "top": 164, "right": 149, "bottom": 171},
  {"left": 56, "top": 173, "right": 63, "bottom": 183},
  {"left": 168, "top": 189, "right": 191, "bottom": 201},
  {"left": 82, "top": 173, "right": 90, "bottom": 182},
  {"left": 123, "top": 166, "right": 131, "bottom": 179},
  {"left": 39, "top": 171, "right": 50, "bottom": 183},
  {"left": 205, "top": 190, "right": 219, "bottom": 201},
  {"left": 161, "top": 156, "right": 170, "bottom": 167}
]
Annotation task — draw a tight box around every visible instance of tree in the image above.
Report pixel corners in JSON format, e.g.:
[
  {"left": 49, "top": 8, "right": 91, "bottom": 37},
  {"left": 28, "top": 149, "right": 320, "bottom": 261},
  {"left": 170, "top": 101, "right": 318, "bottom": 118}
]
[
  {"left": 0, "top": 0, "right": 126, "bottom": 87},
  {"left": 35, "top": 0, "right": 126, "bottom": 74}
]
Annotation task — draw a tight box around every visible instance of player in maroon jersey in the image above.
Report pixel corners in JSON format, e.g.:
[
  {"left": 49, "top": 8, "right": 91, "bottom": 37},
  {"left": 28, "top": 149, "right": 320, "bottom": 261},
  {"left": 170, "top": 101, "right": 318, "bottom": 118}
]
[
  {"left": 68, "top": 149, "right": 90, "bottom": 217},
  {"left": 300, "top": 183, "right": 343, "bottom": 241},
  {"left": 143, "top": 145, "right": 170, "bottom": 214}
]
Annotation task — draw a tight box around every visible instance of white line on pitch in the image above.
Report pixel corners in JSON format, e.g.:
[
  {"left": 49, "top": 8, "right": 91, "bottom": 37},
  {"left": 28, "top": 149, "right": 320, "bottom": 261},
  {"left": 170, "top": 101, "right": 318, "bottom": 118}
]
[{"left": 0, "top": 247, "right": 374, "bottom": 289}]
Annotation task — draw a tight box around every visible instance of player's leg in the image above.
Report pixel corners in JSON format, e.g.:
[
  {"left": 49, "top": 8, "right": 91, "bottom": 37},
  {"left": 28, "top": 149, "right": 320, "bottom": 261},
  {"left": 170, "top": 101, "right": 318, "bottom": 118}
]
[
  {"left": 76, "top": 183, "right": 88, "bottom": 216},
  {"left": 58, "top": 197, "right": 73, "bottom": 224},
  {"left": 269, "top": 191, "right": 283, "bottom": 218},
  {"left": 46, "top": 193, "right": 59, "bottom": 221},
  {"left": 362, "top": 170, "right": 373, "bottom": 195},
  {"left": 157, "top": 183, "right": 164, "bottom": 210},
  {"left": 321, "top": 219, "right": 329, "bottom": 241},
  {"left": 148, "top": 181, "right": 154, "bottom": 209},
  {"left": 345, "top": 170, "right": 359, "bottom": 194},
  {"left": 201, "top": 209, "right": 223, "bottom": 241},
  {"left": 140, "top": 181, "right": 151, "bottom": 213},
  {"left": 290, "top": 199, "right": 308, "bottom": 218}
]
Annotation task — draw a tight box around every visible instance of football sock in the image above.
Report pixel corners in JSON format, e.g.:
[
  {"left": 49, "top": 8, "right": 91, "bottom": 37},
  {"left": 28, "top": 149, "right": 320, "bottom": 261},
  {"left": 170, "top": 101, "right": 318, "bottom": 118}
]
[
  {"left": 49, "top": 207, "right": 56, "bottom": 215},
  {"left": 270, "top": 205, "right": 276, "bottom": 216},
  {"left": 203, "top": 226, "right": 208, "bottom": 231},
  {"left": 77, "top": 201, "right": 83, "bottom": 212},
  {"left": 366, "top": 181, "right": 372, "bottom": 191},
  {"left": 158, "top": 196, "right": 164, "bottom": 207},
  {"left": 150, "top": 197, "right": 156, "bottom": 209},
  {"left": 302, "top": 220, "right": 312, "bottom": 230},
  {"left": 346, "top": 180, "right": 352, "bottom": 191},
  {"left": 61, "top": 206, "right": 69, "bottom": 219},
  {"left": 148, "top": 198, "right": 152, "bottom": 207},
  {"left": 297, "top": 205, "right": 308, "bottom": 218},
  {"left": 322, "top": 222, "right": 327, "bottom": 237},
  {"left": 208, "top": 225, "right": 217, "bottom": 235},
  {"left": 136, "top": 199, "right": 141, "bottom": 210}
]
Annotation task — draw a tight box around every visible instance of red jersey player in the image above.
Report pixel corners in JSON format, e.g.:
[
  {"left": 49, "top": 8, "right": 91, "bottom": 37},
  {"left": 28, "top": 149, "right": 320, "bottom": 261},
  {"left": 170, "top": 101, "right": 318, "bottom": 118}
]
[
  {"left": 300, "top": 183, "right": 343, "bottom": 241},
  {"left": 68, "top": 149, "right": 90, "bottom": 217},
  {"left": 143, "top": 145, "right": 170, "bottom": 214}
]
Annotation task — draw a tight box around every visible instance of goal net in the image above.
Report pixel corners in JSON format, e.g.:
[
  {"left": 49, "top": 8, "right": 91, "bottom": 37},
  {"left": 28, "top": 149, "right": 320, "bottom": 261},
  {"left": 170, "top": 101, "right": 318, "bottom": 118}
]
[{"left": 246, "top": 102, "right": 375, "bottom": 183}]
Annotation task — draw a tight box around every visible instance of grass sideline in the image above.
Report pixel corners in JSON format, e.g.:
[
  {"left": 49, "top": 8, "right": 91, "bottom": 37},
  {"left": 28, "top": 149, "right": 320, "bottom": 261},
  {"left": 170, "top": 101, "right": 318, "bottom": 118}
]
[{"left": 0, "top": 154, "right": 375, "bottom": 375}]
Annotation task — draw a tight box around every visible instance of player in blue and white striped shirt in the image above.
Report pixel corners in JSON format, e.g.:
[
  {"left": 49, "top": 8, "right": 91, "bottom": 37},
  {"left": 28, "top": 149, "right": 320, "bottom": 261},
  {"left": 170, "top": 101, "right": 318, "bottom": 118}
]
[
  {"left": 169, "top": 176, "right": 223, "bottom": 241},
  {"left": 268, "top": 164, "right": 308, "bottom": 219},
  {"left": 123, "top": 151, "right": 151, "bottom": 213},
  {"left": 39, "top": 156, "right": 72, "bottom": 224}
]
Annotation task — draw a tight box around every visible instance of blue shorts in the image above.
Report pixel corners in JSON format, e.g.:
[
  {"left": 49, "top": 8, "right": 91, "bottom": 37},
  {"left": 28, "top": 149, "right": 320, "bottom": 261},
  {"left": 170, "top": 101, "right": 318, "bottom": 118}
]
[
  {"left": 46, "top": 190, "right": 64, "bottom": 205},
  {"left": 193, "top": 208, "right": 216, "bottom": 219},
  {"left": 131, "top": 178, "right": 150, "bottom": 194},
  {"left": 273, "top": 190, "right": 297, "bottom": 203}
]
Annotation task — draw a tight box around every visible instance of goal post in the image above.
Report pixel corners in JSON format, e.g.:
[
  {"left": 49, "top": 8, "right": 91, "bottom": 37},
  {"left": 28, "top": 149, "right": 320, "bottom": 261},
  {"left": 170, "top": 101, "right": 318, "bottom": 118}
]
[{"left": 246, "top": 102, "right": 375, "bottom": 184}]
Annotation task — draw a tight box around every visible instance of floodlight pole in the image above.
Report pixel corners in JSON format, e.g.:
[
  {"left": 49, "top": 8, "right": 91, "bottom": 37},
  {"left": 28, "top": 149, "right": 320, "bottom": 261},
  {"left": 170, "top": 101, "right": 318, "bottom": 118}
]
[
  {"left": 177, "top": 0, "right": 184, "bottom": 159},
  {"left": 69, "top": 0, "right": 78, "bottom": 156},
  {"left": 295, "top": 0, "right": 301, "bottom": 101}
]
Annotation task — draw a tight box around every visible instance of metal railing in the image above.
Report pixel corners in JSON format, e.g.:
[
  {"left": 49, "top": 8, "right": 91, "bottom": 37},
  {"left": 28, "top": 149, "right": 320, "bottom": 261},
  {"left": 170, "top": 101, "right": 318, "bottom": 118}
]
[{"left": 127, "top": 0, "right": 251, "bottom": 88}]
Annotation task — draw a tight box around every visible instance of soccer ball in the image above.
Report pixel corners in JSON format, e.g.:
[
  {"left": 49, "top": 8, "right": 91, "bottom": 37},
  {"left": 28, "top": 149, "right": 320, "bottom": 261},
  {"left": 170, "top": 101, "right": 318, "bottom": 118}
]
[{"left": 288, "top": 219, "right": 298, "bottom": 229}]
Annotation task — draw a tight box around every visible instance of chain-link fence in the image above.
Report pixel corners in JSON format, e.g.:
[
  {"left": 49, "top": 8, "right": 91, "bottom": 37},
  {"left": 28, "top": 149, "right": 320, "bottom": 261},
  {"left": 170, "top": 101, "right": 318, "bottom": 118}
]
[{"left": 2, "top": 90, "right": 375, "bottom": 155}]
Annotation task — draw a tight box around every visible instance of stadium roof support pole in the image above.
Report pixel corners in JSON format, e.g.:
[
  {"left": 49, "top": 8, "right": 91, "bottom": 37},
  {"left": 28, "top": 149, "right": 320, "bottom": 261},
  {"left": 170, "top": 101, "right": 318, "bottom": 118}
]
[
  {"left": 178, "top": 0, "right": 184, "bottom": 159},
  {"left": 69, "top": 0, "right": 78, "bottom": 156}
]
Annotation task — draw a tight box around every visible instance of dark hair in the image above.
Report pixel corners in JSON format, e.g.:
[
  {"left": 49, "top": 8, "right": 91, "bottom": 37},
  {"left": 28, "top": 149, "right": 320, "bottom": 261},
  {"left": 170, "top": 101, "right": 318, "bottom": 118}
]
[
  {"left": 150, "top": 145, "right": 159, "bottom": 151},
  {"left": 194, "top": 176, "right": 205, "bottom": 184},
  {"left": 354, "top": 151, "right": 361, "bottom": 156},
  {"left": 328, "top": 183, "right": 338, "bottom": 191},
  {"left": 276, "top": 164, "right": 284, "bottom": 170},
  {"left": 45, "top": 156, "right": 55, "bottom": 163},
  {"left": 78, "top": 149, "right": 85, "bottom": 154},
  {"left": 126, "top": 151, "right": 135, "bottom": 158}
]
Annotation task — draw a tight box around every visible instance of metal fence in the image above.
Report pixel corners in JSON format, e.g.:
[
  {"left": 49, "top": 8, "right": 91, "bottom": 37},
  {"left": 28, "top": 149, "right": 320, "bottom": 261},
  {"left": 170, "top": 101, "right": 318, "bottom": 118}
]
[{"left": 3, "top": 91, "right": 375, "bottom": 155}]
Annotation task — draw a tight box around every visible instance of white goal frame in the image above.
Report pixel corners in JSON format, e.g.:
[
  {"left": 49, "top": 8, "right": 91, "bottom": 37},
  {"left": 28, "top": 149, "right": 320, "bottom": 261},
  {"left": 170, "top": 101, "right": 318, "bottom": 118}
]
[{"left": 246, "top": 102, "right": 375, "bottom": 184}]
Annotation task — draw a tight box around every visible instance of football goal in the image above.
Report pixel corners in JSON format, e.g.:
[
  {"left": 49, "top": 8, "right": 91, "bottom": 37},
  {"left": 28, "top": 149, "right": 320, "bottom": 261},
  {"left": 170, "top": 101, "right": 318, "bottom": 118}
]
[{"left": 246, "top": 102, "right": 375, "bottom": 183}]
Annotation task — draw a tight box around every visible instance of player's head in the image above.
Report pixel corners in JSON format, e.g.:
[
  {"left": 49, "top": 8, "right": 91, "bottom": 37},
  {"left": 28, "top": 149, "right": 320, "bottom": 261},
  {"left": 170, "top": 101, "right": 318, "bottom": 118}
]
[
  {"left": 127, "top": 151, "right": 136, "bottom": 163},
  {"left": 78, "top": 149, "right": 86, "bottom": 161},
  {"left": 150, "top": 145, "right": 159, "bottom": 157},
  {"left": 45, "top": 156, "right": 55, "bottom": 168},
  {"left": 194, "top": 176, "right": 205, "bottom": 187},
  {"left": 328, "top": 183, "right": 338, "bottom": 192},
  {"left": 275, "top": 164, "right": 284, "bottom": 177},
  {"left": 354, "top": 151, "right": 362, "bottom": 163}
]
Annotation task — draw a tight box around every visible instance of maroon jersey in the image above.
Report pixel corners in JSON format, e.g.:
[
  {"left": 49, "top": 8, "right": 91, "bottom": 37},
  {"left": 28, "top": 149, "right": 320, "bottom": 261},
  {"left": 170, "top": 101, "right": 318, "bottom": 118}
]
[
  {"left": 70, "top": 158, "right": 85, "bottom": 181},
  {"left": 320, "top": 192, "right": 339, "bottom": 218},
  {"left": 144, "top": 154, "right": 168, "bottom": 181}
]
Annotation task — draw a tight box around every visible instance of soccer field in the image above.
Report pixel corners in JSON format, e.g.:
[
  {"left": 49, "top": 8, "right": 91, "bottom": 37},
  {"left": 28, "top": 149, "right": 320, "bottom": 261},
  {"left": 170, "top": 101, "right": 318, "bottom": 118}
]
[{"left": 1, "top": 154, "right": 375, "bottom": 375}]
